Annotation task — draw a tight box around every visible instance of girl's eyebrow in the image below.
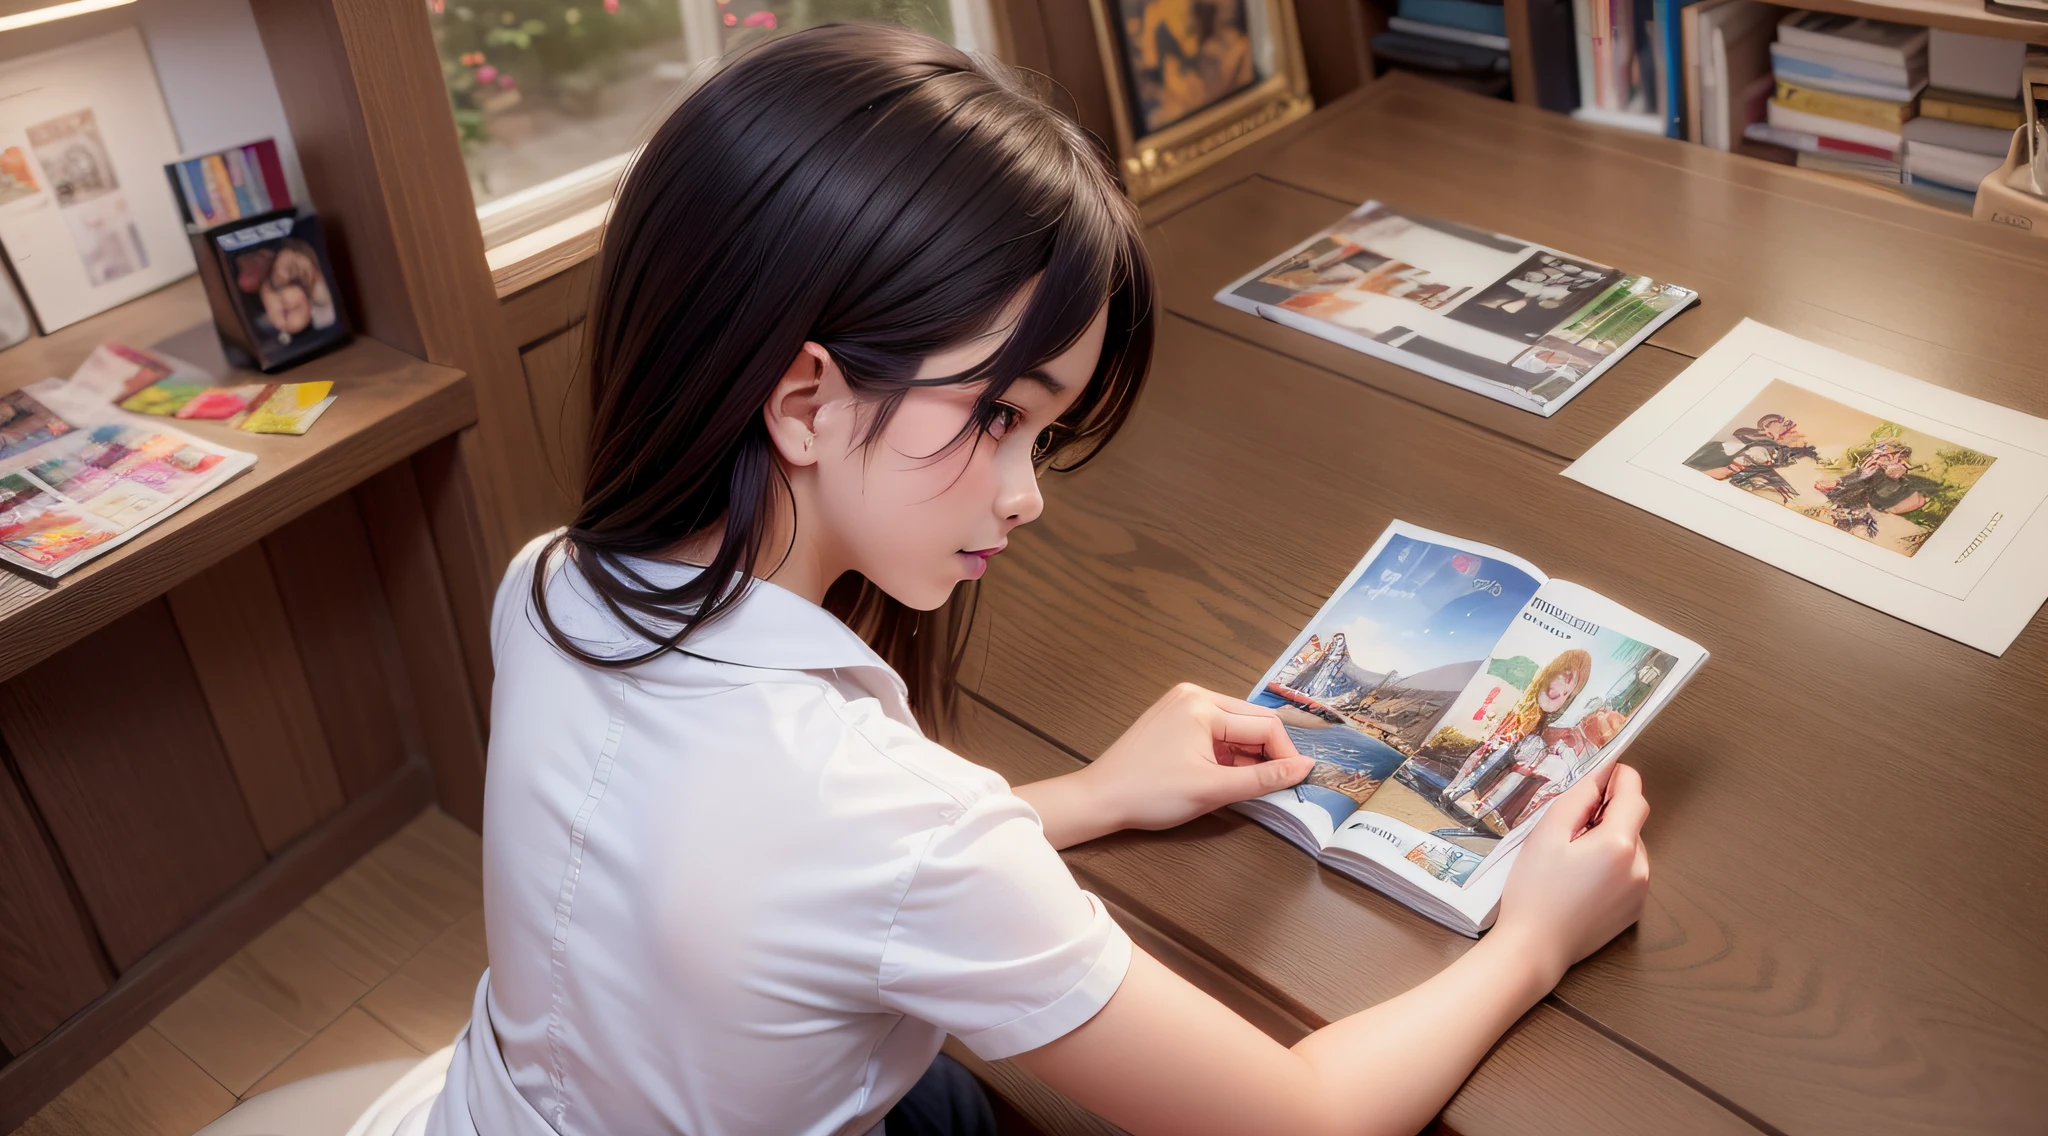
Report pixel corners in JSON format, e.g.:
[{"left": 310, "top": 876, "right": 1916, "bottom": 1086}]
[{"left": 1019, "top": 368, "right": 1066, "bottom": 395}]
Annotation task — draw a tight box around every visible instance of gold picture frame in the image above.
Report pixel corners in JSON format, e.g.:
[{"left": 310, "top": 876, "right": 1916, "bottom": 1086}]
[{"left": 1086, "top": 0, "right": 1313, "bottom": 200}]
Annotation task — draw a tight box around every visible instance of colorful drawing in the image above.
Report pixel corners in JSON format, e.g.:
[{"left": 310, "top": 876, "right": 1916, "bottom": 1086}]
[
  {"left": 0, "top": 473, "right": 119, "bottom": 567},
  {"left": 0, "top": 146, "right": 40, "bottom": 207},
  {"left": 1351, "top": 607, "right": 1679, "bottom": 863},
  {"left": 1116, "top": 0, "right": 1256, "bottom": 134},
  {"left": 1688, "top": 379, "right": 1996, "bottom": 557},
  {"left": 26, "top": 110, "right": 116, "bottom": 208},
  {"left": 27, "top": 424, "right": 227, "bottom": 532},
  {"left": 0, "top": 390, "right": 75, "bottom": 461}
]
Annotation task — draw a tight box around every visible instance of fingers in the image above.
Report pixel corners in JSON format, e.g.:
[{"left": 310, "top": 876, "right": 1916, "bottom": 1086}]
[
  {"left": 1594, "top": 764, "right": 1649, "bottom": 840},
  {"left": 1536, "top": 766, "right": 1609, "bottom": 839},
  {"left": 1221, "top": 753, "right": 1314, "bottom": 797},
  {"left": 1201, "top": 702, "right": 1303, "bottom": 762}
]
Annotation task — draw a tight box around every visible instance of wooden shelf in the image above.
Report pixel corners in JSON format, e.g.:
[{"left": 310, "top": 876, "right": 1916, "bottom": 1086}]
[
  {"left": 1787, "top": 0, "right": 2048, "bottom": 41},
  {"left": 0, "top": 277, "right": 475, "bottom": 684}
]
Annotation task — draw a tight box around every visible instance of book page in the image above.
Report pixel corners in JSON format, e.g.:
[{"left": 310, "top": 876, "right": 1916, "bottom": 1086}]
[
  {"left": 1213, "top": 201, "right": 1697, "bottom": 416},
  {"left": 0, "top": 376, "right": 253, "bottom": 578},
  {"left": 1325, "top": 578, "right": 1704, "bottom": 893},
  {"left": 1234, "top": 521, "right": 1546, "bottom": 848}
]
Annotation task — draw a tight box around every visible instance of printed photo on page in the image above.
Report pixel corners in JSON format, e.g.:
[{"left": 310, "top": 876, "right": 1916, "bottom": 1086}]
[
  {"left": 1245, "top": 528, "right": 1542, "bottom": 845},
  {"left": 1215, "top": 202, "right": 1697, "bottom": 416},
  {"left": 1329, "top": 593, "right": 1681, "bottom": 886}
]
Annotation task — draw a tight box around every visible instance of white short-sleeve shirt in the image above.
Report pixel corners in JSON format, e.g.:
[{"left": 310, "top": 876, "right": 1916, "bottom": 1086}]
[{"left": 423, "top": 535, "right": 1131, "bottom": 1136}]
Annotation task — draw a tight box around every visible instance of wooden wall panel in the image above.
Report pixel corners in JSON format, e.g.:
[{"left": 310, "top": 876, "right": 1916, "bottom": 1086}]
[
  {"left": 0, "top": 740, "right": 109, "bottom": 1054},
  {"left": 0, "top": 602, "right": 266, "bottom": 972},
  {"left": 410, "top": 440, "right": 496, "bottom": 728},
  {"left": 262, "top": 499, "right": 412, "bottom": 800},
  {"left": 165, "top": 546, "right": 345, "bottom": 854},
  {"left": 519, "top": 324, "right": 591, "bottom": 523},
  {"left": 354, "top": 462, "right": 490, "bottom": 830}
]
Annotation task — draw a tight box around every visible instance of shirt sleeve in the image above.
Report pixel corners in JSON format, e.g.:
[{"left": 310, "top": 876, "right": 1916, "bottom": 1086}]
[{"left": 874, "top": 779, "right": 1133, "bottom": 1061}]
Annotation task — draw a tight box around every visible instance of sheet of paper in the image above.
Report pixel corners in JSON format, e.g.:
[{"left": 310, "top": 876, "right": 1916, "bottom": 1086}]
[
  {"left": 1564, "top": 319, "right": 2048, "bottom": 655},
  {"left": 0, "top": 29, "right": 195, "bottom": 331}
]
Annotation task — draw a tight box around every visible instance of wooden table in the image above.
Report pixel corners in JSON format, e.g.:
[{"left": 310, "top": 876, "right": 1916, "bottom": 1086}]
[{"left": 947, "top": 74, "right": 2048, "bottom": 1136}]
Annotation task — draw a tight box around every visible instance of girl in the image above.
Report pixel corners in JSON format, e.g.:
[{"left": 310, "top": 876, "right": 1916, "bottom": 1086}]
[
  {"left": 1443, "top": 649, "right": 1591, "bottom": 816},
  {"left": 424, "top": 25, "right": 1651, "bottom": 1136}
]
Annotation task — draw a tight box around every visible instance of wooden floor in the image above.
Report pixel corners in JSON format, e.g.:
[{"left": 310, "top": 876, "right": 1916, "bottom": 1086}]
[{"left": 10, "top": 808, "right": 483, "bottom": 1136}]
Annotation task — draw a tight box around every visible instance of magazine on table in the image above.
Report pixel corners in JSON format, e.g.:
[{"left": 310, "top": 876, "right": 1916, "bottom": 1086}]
[
  {"left": 1215, "top": 201, "right": 1697, "bottom": 417},
  {"left": 0, "top": 362, "right": 254, "bottom": 579},
  {"left": 1234, "top": 521, "right": 1707, "bottom": 936}
]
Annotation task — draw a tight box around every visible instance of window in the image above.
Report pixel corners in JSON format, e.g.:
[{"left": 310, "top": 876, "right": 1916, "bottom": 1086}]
[{"left": 431, "top": 0, "right": 996, "bottom": 249}]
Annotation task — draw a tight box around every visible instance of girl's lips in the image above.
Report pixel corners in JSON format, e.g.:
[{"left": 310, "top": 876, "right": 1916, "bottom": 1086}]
[{"left": 957, "top": 545, "right": 1004, "bottom": 580}]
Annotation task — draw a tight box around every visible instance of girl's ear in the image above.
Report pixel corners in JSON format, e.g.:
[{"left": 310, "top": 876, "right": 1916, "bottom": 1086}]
[{"left": 762, "top": 342, "right": 839, "bottom": 467}]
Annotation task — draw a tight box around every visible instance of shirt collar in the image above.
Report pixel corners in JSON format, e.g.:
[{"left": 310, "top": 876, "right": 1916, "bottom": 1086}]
[{"left": 563, "top": 550, "right": 899, "bottom": 680}]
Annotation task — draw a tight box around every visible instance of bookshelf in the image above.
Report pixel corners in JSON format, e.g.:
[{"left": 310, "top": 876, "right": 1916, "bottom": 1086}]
[{"left": 1502, "top": 0, "right": 2048, "bottom": 110}]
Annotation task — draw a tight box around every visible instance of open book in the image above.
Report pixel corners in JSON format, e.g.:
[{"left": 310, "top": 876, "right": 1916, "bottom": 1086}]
[
  {"left": 0, "top": 348, "right": 254, "bottom": 579},
  {"left": 1214, "top": 202, "right": 1696, "bottom": 416},
  {"left": 1234, "top": 522, "right": 1707, "bottom": 936}
]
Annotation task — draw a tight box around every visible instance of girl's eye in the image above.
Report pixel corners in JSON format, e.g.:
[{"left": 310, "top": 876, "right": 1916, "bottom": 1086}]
[{"left": 983, "top": 402, "right": 1023, "bottom": 441}]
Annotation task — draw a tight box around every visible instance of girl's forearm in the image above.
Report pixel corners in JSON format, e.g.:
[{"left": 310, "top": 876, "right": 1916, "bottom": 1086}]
[
  {"left": 1014, "top": 768, "right": 1123, "bottom": 849},
  {"left": 1289, "top": 925, "right": 1561, "bottom": 1136}
]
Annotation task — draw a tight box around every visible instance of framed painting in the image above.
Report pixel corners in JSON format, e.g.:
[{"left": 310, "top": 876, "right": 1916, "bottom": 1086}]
[{"left": 1088, "top": 0, "right": 1312, "bottom": 199}]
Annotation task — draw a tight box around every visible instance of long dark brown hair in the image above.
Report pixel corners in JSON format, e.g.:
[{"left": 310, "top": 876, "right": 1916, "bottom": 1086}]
[{"left": 533, "top": 23, "right": 1155, "bottom": 726}]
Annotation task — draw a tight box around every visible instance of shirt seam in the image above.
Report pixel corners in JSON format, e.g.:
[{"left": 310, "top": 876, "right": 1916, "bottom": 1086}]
[
  {"left": 541, "top": 673, "right": 628, "bottom": 1134},
  {"left": 825, "top": 693, "right": 984, "bottom": 813}
]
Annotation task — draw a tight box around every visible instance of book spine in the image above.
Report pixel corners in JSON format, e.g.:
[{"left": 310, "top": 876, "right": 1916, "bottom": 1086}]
[
  {"left": 171, "top": 161, "right": 203, "bottom": 226},
  {"left": 249, "top": 139, "right": 292, "bottom": 212},
  {"left": 240, "top": 147, "right": 273, "bottom": 213},
  {"left": 1775, "top": 24, "right": 1913, "bottom": 68},
  {"left": 1388, "top": 16, "right": 1511, "bottom": 49},
  {"left": 1766, "top": 99, "right": 1902, "bottom": 150},
  {"left": 1769, "top": 41, "right": 1912, "bottom": 84},
  {"left": 184, "top": 159, "right": 220, "bottom": 227},
  {"left": 1396, "top": 0, "right": 1509, "bottom": 36},
  {"left": 1771, "top": 53, "right": 1917, "bottom": 102},
  {"left": 1774, "top": 79, "right": 1914, "bottom": 127},
  {"left": 1573, "top": 0, "right": 1597, "bottom": 111},
  {"left": 202, "top": 155, "right": 240, "bottom": 221},
  {"left": 1921, "top": 98, "right": 2024, "bottom": 130},
  {"left": 223, "top": 148, "right": 256, "bottom": 216}
]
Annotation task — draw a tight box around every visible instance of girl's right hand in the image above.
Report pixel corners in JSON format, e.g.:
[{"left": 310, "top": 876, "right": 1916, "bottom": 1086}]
[{"left": 1491, "top": 762, "right": 1651, "bottom": 987}]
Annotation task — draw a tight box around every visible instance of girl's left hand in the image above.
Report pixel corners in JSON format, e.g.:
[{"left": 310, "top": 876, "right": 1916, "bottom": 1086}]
[{"left": 1088, "top": 682, "right": 1314, "bottom": 832}]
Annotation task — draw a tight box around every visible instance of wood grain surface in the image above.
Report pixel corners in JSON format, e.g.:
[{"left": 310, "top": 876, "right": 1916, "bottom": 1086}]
[
  {"left": 0, "top": 602, "right": 266, "bottom": 972},
  {"left": 0, "top": 742, "right": 108, "bottom": 1054},
  {"left": 355, "top": 464, "right": 491, "bottom": 829},
  {"left": 946, "top": 697, "right": 1756, "bottom": 1136},
  {"left": 166, "top": 546, "right": 345, "bottom": 854},
  {"left": 0, "top": 280, "right": 476, "bottom": 684},
  {"left": 262, "top": 499, "right": 415, "bottom": 801},
  {"left": 0, "top": 764, "right": 433, "bottom": 1133},
  {"left": 962, "top": 311, "right": 2047, "bottom": 1134}
]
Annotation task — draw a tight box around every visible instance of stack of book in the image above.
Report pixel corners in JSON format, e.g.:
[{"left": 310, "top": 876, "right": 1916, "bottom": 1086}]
[
  {"left": 1371, "top": 0, "right": 1513, "bottom": 97},
  {"left": 1744, "top": 12, "right": 1928, "bottom": 190},
  {"left": 1900, "top": 31, "right": 2030, "bottom": 208}
]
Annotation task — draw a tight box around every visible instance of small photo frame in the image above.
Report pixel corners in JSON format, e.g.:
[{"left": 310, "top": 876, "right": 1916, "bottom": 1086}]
[
  {"left": 196, "top": 211, "right": 350, "bottom": 372},
  {"left": 1088, "top": 0, "right": 1314, "bottom": 199}
]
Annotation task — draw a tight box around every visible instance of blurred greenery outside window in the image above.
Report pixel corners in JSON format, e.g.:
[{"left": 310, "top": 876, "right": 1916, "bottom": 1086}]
[{"left": 430, "top": 0, "right": 991, "bottom": 244}]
